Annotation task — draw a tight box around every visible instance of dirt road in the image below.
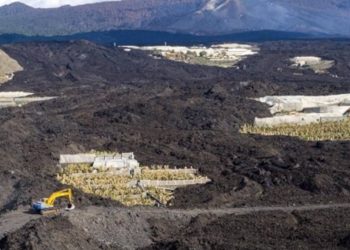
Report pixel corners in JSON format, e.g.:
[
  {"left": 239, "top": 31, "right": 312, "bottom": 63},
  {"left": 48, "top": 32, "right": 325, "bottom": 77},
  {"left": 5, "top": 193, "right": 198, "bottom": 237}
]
[
  {"left": 1, "top": 202, "right": 350, "bottom": 241},
  {"left": 0, "top": 208, "right": 40, "bottom": 239},
  {"left": 171, "top": 202, "right": 350, "bottom": 216}
]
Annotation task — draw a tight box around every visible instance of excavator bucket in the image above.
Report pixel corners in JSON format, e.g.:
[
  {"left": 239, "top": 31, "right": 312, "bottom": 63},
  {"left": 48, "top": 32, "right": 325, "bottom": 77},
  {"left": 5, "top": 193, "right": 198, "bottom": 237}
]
[{"left": 65, "top": 203, "right": 75, "bottom": 211}]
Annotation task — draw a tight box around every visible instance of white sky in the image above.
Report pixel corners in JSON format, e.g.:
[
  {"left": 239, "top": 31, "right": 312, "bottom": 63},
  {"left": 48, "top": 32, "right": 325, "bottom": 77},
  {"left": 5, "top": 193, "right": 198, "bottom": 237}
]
[{"left": 0, "top": 0, "right": 121, "bottom": 8}]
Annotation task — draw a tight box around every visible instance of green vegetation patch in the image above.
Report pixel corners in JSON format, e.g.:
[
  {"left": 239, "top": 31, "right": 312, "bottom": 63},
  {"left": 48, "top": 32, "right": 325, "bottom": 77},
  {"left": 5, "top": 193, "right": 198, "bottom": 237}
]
[{"left": 240, "top": 119, "right": 350, "bottom": 141}]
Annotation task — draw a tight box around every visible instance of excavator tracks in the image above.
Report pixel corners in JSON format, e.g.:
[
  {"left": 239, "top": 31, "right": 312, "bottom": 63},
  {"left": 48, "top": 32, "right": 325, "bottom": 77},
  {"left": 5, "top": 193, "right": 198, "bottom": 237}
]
[{"left": 40, "top": 208, "right": 61, "bottom": 216}]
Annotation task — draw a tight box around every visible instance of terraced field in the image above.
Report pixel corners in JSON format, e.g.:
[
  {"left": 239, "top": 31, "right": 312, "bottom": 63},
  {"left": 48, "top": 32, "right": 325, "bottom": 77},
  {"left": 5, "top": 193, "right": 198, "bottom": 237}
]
[
  {"left": 57, "top": 164, "right": 208, "bottom": 206},
  {"left": 241, "top": 119, "right": 350, "bottom": 141}
]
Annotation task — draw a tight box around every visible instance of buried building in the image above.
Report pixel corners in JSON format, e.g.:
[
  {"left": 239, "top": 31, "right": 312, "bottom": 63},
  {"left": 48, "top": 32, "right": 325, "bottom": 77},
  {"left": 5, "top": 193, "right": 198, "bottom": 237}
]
[
  {"left": 253, "top": 94, "right": 350, "bottom": 127},
  {"left": 0, "top": 92, "right": 56, "bottom": 109},
  {"left": 59, "top": 152, "right": 141, "bottom": 175},
  {"left": 290, "top": 56, "right": 334, "bottom": 74}
]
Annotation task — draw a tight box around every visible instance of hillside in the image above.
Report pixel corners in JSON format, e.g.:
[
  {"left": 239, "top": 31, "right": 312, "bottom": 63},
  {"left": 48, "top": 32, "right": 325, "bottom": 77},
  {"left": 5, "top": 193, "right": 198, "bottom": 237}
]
[
  {"left": 0, "top": 39, "right": 350, "bottom": 249},
  {"left": 0, "top": 0, "right": 349, "bottom": 36}
]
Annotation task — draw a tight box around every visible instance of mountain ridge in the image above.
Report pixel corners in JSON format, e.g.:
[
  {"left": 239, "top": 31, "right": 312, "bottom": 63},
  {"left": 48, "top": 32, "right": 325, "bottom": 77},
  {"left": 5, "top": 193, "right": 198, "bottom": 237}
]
[{"left": 0, "top": 0, "right": 349, "bottom": 36}]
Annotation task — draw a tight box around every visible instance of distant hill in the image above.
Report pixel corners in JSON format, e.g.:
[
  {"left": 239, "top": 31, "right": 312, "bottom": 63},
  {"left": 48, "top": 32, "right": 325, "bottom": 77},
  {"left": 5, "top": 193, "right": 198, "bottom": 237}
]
[
  {"left": 0, "top": 0, "right": 349, "bottom": 37},
  {"left": 0, "top": 30, "right": 326, "bottom": 46}
]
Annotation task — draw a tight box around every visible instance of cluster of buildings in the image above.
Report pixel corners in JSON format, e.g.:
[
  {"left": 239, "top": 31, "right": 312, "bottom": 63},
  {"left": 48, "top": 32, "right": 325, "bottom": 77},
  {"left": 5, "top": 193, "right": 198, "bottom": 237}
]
[{"left": 121, "top": 43, "right": 259, "bottom": 68}]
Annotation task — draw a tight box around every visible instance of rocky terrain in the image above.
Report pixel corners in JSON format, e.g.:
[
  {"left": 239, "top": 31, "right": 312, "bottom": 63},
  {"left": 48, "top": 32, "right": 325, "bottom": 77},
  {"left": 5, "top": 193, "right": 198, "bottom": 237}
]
[
  {"left": 0, "top": 0, "right": 349, "bottom": 36},
  {"left": 0, "top": 40, "right": 349, "bottom": 249}
]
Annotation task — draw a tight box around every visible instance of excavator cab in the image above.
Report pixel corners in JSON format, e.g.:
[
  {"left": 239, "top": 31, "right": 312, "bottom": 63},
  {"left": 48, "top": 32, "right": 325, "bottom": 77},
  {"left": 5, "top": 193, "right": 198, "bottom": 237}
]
[{"left": 32, "top": 188, "right": 75, "bottom": 215}]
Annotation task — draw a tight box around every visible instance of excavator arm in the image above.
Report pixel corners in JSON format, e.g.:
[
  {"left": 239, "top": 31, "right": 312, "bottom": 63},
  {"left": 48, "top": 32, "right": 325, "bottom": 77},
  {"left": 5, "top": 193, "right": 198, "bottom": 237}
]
[
  {"left": 32, "top": 188, "right": 75, "bottom": 215},
  {"left": 45, "top": 188, "right": 73, "bottom": 206}
]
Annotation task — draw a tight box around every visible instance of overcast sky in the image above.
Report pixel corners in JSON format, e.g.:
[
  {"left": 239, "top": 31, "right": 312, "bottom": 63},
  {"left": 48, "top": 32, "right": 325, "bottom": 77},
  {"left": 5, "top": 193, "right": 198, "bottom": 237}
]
[{"left": 0, "top": 0, "right": 120, "bottom": 8}]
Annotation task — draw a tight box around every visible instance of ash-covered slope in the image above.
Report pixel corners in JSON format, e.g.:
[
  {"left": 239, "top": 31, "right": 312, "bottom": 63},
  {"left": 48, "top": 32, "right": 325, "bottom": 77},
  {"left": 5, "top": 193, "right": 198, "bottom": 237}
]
[
  {"left": 0, "top": 40, "right": 350, "bottom": 249},
  {"left": 0, "top": 216, "right": 109, "bottom": 250},
  {"left": 0, "top": 40, "right": 349, "bottom": 214},
  {"left": 0, "top": 0, "right": 349, "bottom": 36}
]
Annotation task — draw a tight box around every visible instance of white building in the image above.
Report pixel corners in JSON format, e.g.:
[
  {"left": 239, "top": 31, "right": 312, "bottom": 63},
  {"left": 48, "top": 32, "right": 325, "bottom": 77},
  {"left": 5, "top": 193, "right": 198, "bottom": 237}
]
[
  {"left": 60, "top": 152, "right": 140, "bottom": 175},
  {"left": 92, "top": 153, "right": 140, "bottom": 170},
  {"left": 254, "top": 94, "right": 350, "bottom": 127}
]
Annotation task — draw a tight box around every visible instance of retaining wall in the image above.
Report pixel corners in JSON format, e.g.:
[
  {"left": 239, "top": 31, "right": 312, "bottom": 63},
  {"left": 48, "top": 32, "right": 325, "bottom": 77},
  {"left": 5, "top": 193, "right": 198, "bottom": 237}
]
[
  {"left": 59, "top": 154, "right": 96, "bottom": 164},
  {"left": 142, "top": 168, "right": 197, "bottom": 175},
  {"left": 255, "top": 114, "right": 347, "bottom": 127},
  {"left": 128, "top": 178, "right": 211, "bottom": 189}
]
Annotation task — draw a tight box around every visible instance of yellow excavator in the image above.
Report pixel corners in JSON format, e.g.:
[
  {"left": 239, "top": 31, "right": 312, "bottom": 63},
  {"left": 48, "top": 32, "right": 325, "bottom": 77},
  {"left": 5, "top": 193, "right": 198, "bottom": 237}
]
[{"left": 32, "top": 188, "right": 75, "bottom": 215}]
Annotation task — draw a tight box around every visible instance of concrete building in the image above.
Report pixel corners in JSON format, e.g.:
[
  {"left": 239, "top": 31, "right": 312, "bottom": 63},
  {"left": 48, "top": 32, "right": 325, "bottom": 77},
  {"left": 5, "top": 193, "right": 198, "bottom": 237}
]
[
  {"left": 92, "top": 153, "right": 139, "bottom": 170},
  {"left": 60, "top": 152, "right": 140, "bottom": 175}
]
